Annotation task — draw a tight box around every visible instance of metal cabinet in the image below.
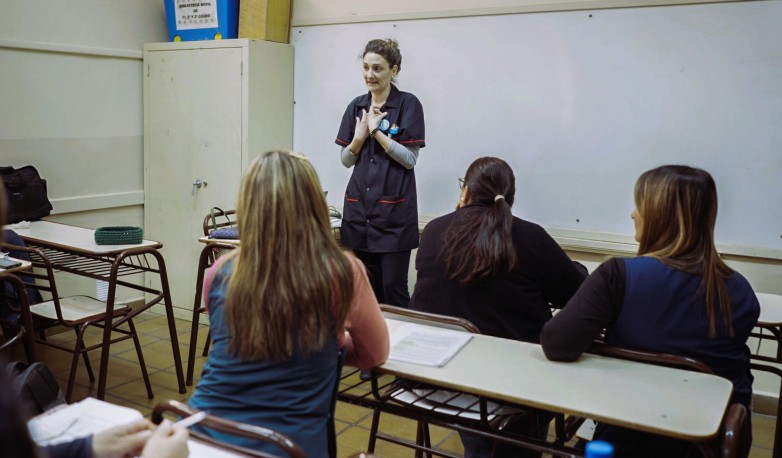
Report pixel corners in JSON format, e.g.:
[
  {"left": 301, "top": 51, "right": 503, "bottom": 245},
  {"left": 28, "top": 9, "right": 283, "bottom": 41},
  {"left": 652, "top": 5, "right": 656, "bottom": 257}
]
[{"left": 143, "top": 39, "right": 293, "bottom": 313}]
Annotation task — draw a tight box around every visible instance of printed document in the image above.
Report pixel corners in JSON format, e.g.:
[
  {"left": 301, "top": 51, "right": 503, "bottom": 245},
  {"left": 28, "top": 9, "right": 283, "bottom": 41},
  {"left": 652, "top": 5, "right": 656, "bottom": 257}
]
[{"left": 389, "top": 323, "right": 472, "bottom": 367}]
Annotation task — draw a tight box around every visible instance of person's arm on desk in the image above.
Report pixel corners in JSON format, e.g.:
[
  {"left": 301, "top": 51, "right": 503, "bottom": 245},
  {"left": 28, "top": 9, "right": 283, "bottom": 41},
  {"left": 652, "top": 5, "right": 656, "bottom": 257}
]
[
  {"left": 541, "top": 258, "right": 625, "bottom": 361},
  {"left": 338, "top": 255, "right": 390, "bottom": 368}
]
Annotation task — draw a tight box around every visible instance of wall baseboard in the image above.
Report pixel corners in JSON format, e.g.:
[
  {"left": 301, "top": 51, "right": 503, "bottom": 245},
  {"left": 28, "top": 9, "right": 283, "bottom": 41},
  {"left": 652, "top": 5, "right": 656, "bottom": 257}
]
[
  {"left": 51, "top": 191, "right": 144, "bottom": 214},
  {"left": 754, "top": 392, "right": 779, "bottom": 417}
]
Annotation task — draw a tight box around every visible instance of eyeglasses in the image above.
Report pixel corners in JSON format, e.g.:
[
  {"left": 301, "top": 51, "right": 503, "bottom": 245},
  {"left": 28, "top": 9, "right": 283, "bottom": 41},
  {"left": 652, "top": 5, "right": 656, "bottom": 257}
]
[{"left": 458, "top": 178, "right": 465, "bottom": 190}]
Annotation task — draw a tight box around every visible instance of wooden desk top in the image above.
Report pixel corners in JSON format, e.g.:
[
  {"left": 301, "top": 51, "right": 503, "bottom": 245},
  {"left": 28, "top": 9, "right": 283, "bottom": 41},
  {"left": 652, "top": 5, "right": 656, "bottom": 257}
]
[
  {"left": 199, "top": 236, "right": 240, "bottom": 245},
  {"left": 757, "top": 292, "right": 782, "bottom": 326},
  {"left": 9, "top": 221, "right": 160, "bottom": 255},
  {"left": 380, "top": 319, "right": 732, "bottom": 441}
]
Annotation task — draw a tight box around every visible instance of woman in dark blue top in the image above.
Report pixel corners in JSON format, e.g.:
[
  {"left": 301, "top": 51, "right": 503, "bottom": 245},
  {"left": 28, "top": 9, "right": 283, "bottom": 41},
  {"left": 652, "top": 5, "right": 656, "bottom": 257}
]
[
  {"left": 542, "top": 165, "right": 759, "bottom": 458},
  {"left": 335, "top": 38, "right": 425, "bottom": 308}
]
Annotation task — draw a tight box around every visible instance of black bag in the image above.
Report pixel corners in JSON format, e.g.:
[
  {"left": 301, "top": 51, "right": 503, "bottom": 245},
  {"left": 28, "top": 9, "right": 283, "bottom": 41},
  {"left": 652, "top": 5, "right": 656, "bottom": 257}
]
[
  {"left": 4, "top": 361, "right": 66, "bottom": 416},
  {"left": 0, "top": 166, "right": 53, "bottom": 224}
]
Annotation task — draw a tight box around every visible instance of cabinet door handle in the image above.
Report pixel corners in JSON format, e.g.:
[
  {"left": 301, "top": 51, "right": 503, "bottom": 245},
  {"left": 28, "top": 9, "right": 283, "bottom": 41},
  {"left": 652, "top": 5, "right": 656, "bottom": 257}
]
[{"left": 192, "top": 179, "right": 208, "bottom": 195}]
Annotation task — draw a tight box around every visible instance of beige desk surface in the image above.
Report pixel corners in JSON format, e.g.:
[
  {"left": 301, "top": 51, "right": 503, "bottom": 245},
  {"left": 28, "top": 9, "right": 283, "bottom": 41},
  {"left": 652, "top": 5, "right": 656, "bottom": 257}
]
[
  {"left": 9, "top": 221, "right": 159, "bottom": 255},
  {"left": 380, "top": 319, "right": 732, "bottom": 441},
  {"left": 0, "top": 256, "right": 31, "bottom": 273},
  {"left": 757, "top": 292, "right": 782, "bottom": 325}
]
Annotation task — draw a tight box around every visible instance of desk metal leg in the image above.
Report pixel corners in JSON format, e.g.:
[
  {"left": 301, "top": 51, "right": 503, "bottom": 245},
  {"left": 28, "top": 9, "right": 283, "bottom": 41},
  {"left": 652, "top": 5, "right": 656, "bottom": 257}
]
[
  {"left": 186, "top": 245, "right": 211, "bottom": 386},
  {"left": 152, "top": 251, "right": 187, "bottom": 394},
  {"left": 97, "top": 267, "right": 119, "bottom": 400}
]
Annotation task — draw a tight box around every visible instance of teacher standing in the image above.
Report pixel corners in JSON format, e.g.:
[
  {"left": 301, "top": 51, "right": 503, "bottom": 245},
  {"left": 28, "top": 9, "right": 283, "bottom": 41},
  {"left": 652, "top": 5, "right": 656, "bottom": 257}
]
[{"left": 335, "top": 38, "right": 425, "bottom": 308}]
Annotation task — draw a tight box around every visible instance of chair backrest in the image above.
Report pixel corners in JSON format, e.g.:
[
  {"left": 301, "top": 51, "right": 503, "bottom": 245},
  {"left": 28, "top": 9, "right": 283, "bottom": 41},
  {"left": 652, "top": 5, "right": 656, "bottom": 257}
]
[
  {"left": 0, "top": 319, "right": 24, "bottom": 354},
  {"left": 588, "top": 341, "right": 714, "bottom": 374},
  {"left": 152, "top": 400, "right": 306, "bottom": 458},
  {"left": 0, "top": 242, "right": 62, "bottom": 322},
  {"left": 379, "top": 304, "right": 481, "bottom": 334},
  {"left": 203, "top": 208, "right": 238, "bottom": 236}
]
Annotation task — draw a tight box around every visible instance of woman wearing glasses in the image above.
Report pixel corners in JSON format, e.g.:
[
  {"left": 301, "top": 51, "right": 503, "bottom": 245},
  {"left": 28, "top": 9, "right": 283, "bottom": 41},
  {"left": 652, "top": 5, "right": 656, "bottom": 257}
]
[
  {"left": 335, "top": 38, "right": 425, "bottom": 308},
  {"left": 542, "top": 165, "right": 759, "bottom": 457},
  {"left": 410, "top": 156, "right": 587, "bottom": 457},
  {"left": 189, "top": 151, "right": 389, "bottom": 457}
]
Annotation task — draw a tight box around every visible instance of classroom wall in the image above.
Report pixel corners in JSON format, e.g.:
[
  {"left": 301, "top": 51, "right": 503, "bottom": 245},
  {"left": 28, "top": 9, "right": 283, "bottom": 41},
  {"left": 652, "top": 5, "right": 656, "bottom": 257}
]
[
  {"left": 291, "top": 0, "right": 752, "bottom": 25},
  {"left": 0, "top": 0, "right": 167, "bottom": 224},
  {"left": 0, "top": 0, "right": 168, "bottom": 300},
  {"left": 292, "top": 0, "right": 781, "bottom": 287}
]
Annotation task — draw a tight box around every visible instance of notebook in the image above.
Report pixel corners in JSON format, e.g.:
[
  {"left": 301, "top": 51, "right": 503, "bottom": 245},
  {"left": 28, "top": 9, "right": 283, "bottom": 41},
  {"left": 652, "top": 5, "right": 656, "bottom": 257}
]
[{"left": 28, "top": 397, "right": 144, "bottom": 446}]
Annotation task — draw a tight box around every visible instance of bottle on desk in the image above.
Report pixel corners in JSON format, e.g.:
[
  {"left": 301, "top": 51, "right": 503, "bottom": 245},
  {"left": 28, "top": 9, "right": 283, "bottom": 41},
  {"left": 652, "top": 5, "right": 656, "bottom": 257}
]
[{"left": 585, "top": 440, "right": 614, "bottom": 458}]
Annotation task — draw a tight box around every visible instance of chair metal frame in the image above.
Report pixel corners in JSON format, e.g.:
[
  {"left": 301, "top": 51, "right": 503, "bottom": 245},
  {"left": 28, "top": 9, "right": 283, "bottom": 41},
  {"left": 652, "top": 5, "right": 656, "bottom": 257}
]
[
  {"left": 0, "top": 271, "right": 37, "bottom": 361},
  {"left": 152, "top": 399, "right": 306, "bottom": 458},
  {"left": 1, "top": 242, "right": 152, "bottom": 402}
]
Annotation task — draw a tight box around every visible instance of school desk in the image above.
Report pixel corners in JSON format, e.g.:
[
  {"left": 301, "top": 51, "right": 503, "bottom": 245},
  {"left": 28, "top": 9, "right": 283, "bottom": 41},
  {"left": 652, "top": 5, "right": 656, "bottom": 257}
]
[
  {"left": 10, "top": 220, "right": 186, "bottom": 399},
  {"left": 340, "top": 318, "right": 734, "bottom": 456}
]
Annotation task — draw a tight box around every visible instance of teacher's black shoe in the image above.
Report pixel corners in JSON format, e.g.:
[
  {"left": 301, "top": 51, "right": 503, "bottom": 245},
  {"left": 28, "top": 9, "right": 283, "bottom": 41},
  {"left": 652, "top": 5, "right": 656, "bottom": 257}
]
[{"left": 359, "top": 369, "right": 372, "bottom": 381}]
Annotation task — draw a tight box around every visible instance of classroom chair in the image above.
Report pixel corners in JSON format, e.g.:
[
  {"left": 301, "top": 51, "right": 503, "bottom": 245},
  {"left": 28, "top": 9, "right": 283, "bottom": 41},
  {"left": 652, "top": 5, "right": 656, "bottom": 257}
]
[
  {"left": 152, "top": 399, "right": 306, "bottom": 458},
  {"left": 0, "top": 242, "right": 152, "bottom": 402}
]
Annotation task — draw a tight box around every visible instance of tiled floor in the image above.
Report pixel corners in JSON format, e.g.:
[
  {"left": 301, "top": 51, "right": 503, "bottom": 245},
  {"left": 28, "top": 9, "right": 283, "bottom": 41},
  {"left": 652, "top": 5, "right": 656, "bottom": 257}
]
[{"left": 16, "top": 310, "right": 778, "bottom": 457}]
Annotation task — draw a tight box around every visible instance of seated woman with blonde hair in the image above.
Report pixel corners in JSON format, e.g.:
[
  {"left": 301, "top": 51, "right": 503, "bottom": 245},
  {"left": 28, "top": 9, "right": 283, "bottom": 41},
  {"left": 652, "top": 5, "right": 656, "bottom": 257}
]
[
  {"left": 542, "top": 165, "right": 759, "bottom": 457},
  {"left": 188, "top": 150, "right": 390, "bottom": 457}
]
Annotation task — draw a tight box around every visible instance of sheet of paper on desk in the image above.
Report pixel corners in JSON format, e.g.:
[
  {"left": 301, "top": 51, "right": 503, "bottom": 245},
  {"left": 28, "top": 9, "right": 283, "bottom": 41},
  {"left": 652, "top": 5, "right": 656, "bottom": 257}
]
[
  {"left": 28, "top": 397, "right": 143, "bottom": 446},
  {"left": 389, "top": 324, "right": 472, "bottom": 367}
]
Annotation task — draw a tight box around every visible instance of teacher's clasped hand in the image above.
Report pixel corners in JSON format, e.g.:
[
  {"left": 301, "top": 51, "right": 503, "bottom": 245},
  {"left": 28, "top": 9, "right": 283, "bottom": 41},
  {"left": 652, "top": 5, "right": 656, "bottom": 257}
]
[{"left": 335, "top": 38, "right": 426, "bottom": 309}]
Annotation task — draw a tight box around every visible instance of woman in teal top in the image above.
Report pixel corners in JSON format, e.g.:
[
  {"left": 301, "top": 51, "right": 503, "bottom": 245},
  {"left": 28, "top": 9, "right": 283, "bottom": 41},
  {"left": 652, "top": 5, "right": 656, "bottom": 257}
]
[{"left": 189, "top": 151, "right": 389, "bottom": 457}]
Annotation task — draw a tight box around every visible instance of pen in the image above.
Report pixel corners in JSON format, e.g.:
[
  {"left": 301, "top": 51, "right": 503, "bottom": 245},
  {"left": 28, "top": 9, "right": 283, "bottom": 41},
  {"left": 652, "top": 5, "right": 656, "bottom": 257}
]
[{"left": 175, "top": 411, "right": 208, "bottom": 428}]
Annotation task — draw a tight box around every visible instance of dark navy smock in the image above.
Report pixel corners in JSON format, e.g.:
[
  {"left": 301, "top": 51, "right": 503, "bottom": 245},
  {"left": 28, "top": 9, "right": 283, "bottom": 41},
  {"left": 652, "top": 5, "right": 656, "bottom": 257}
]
[{"left": 335, "top": 84, "right": 425, "bottom": 253}]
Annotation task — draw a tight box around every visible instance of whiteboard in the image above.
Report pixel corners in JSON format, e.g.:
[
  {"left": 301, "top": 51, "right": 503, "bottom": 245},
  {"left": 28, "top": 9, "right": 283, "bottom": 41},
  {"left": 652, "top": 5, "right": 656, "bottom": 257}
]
[{"left": 291, "top": 1, "right": 782, "bottom": 250}]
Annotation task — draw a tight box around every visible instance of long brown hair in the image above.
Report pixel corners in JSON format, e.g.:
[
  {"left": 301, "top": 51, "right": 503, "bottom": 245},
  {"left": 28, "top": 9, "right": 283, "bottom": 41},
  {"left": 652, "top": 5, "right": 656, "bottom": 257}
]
[
  {"left": 634, "top": 165, "right": 734, "bottom": 337},
  {"left": 224, "top": 150, "right": 354, "bottom": 361},
  {"left": 441, "top": 157, "right": 517, "bottom": 285}
]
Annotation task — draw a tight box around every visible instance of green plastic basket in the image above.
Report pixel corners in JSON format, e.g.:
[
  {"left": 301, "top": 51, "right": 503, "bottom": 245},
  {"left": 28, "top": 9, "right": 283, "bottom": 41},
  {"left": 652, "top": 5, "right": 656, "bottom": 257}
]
[{"left": 94, "top": 226, "right": 143, "bottom": 245}]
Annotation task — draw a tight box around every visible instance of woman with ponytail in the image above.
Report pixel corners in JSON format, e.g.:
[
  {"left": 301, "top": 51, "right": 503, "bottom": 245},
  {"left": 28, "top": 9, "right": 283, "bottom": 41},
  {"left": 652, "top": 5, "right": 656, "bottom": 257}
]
[{"left": 410, "top": 157, "right": 587, "bottom": 457}]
